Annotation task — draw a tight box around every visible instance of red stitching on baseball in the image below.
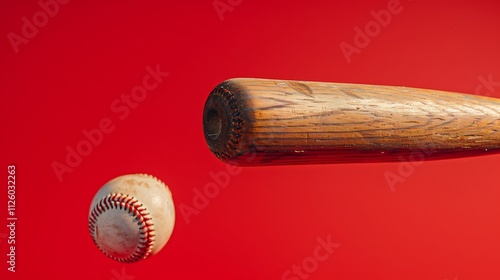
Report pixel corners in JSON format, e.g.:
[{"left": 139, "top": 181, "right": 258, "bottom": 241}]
[{"left": 88, "top": 193, "right": 155, "bottom": 263}]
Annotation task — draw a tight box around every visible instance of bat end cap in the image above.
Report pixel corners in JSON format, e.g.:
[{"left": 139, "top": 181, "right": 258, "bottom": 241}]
[{"left": 204, "top": 109, "right": 222, "bottom": 141}]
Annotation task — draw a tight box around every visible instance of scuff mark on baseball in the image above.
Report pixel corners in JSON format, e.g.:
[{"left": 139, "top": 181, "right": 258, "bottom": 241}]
[{"left": 88, "top": 174, "right": 175, "bottom": 263}]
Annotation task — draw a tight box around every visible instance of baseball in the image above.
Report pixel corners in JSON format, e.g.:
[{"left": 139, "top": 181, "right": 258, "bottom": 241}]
[{"left": 88, "top": 174, "right": 175, "bottom": 263}]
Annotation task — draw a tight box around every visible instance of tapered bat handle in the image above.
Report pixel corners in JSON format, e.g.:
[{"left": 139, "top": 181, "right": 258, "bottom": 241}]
[{"left": 202, "top": 78, "right": 500, "bottom": 165}]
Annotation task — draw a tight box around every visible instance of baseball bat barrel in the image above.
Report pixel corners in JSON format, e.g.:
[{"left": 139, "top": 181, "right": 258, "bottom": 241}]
[{"left": 202, "top": 78, "right": 500, "bottom": 165}]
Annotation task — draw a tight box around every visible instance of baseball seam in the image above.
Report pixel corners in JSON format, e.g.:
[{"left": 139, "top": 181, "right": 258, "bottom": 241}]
[{"left": 88, "top": 193, "right": 156, "bottom": 263}]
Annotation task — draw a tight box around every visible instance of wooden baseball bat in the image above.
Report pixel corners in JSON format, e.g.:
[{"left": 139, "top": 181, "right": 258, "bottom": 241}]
[{"left": 202, "top": 78, "right": 500, "bottom": 165}]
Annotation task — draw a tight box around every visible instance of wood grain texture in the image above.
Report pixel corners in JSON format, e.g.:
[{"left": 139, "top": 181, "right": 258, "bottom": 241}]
[{"left": 202, "top": 78, "right": 500, "bottom": 165}]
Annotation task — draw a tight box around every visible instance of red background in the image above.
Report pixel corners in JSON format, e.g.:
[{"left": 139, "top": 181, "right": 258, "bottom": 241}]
[{"left": 1, "top": 0, "right": 500, "bottom": 279}]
